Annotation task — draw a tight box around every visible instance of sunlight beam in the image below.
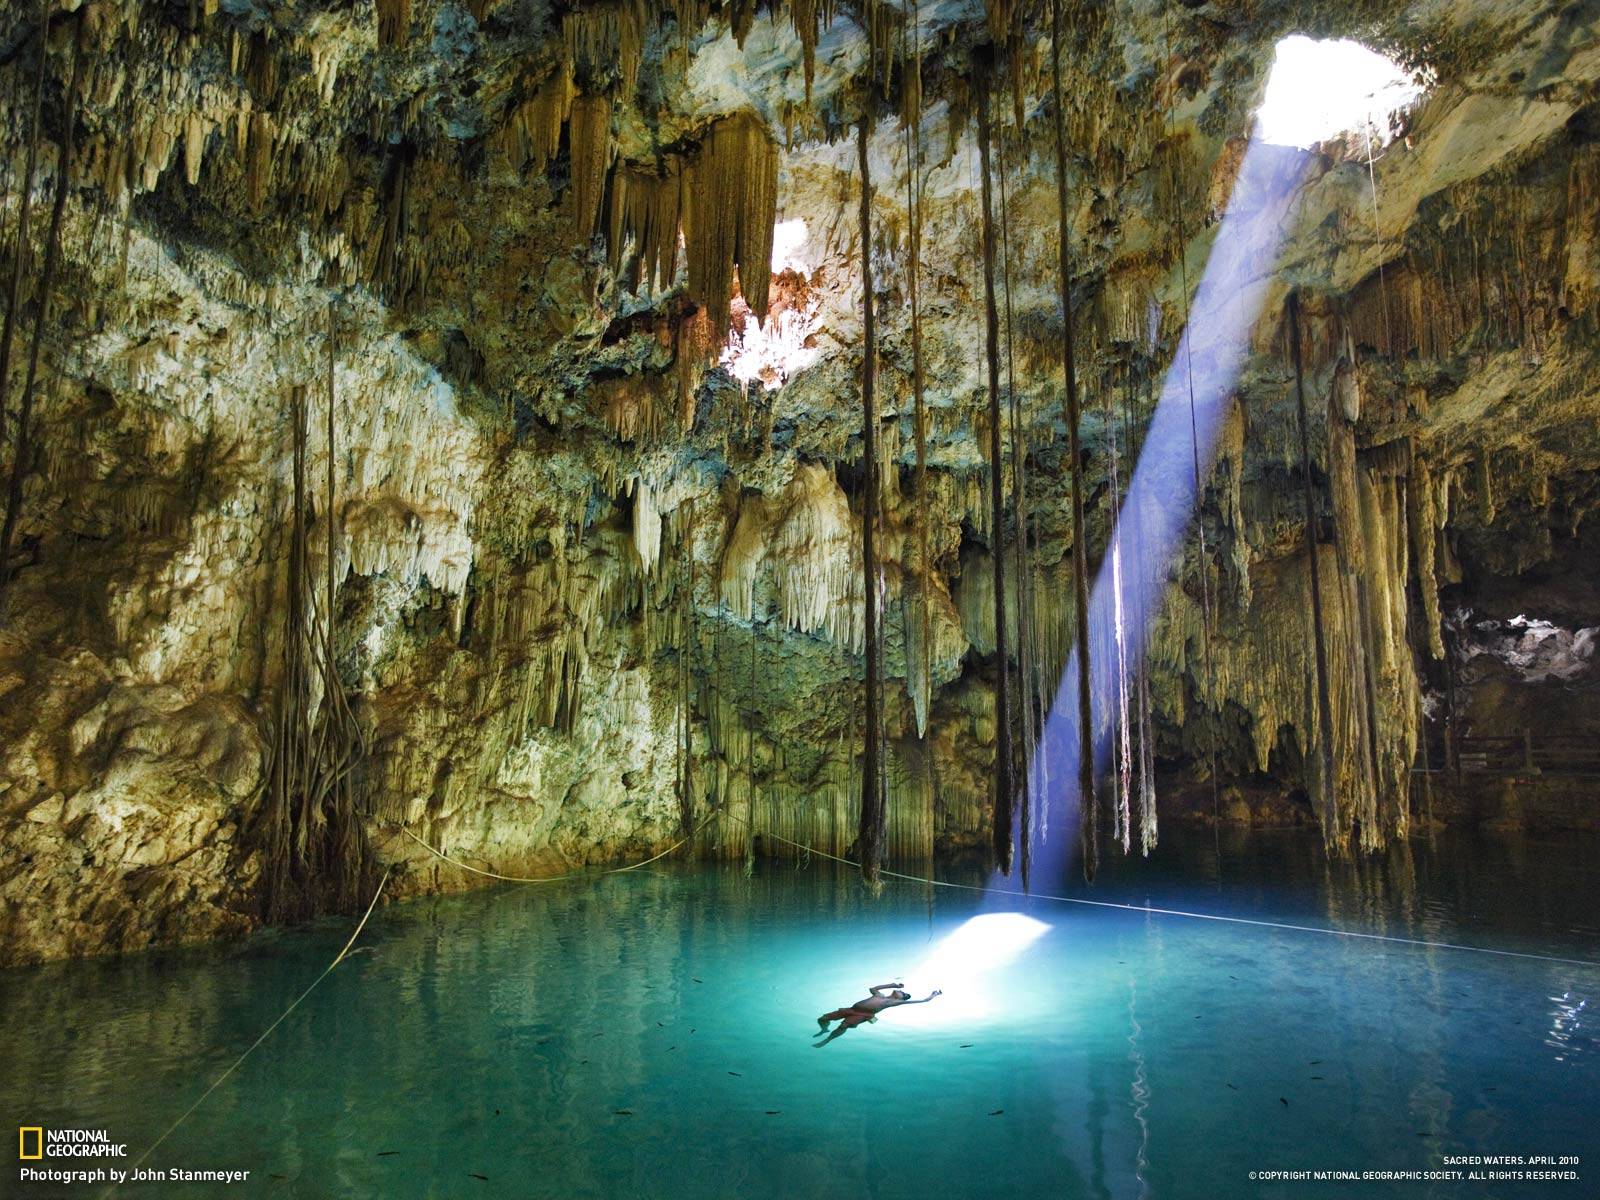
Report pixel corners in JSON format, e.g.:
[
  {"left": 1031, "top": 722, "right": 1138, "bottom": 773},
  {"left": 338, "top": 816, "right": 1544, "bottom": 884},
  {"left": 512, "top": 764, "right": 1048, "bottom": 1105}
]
[{"left": 1026, "top": 133, "right": 1317, "bottom": 884}]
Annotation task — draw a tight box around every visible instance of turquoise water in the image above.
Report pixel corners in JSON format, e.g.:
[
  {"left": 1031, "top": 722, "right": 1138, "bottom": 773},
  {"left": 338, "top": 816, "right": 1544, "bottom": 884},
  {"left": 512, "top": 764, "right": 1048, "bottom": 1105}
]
[{"left": 5, "top": 828, "right": 1598, "bottom": 1198}]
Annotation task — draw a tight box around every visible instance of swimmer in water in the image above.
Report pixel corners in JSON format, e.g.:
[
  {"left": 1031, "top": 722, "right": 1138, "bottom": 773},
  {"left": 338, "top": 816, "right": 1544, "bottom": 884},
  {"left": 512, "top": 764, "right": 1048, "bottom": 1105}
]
[{"left": 814, "top": 982, "right": 941, "bottom": 1046}]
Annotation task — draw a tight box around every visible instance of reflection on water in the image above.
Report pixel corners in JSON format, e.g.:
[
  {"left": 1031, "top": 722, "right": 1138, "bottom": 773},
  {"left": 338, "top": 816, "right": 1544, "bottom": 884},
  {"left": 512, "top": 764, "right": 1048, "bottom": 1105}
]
[
  {"left": 1127, "top": 979, "right": 1151, "bottom": 1200},
  {"left": 1546, "top": 992, "right": 1588, "bottom": 1062},
  {"left": 2, "top": 827, "right": 1597, "bottom": 1198}
]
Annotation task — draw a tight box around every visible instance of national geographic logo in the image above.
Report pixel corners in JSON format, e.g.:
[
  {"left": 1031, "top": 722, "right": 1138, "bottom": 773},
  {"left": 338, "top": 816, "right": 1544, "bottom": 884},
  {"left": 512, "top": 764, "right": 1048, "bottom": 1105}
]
[
  {"left": 16, "top": 1126, "right": 128, "bottom": 1159},
  {"left": 17, "top": 1126, "right": 252, "bottom": 1188}
]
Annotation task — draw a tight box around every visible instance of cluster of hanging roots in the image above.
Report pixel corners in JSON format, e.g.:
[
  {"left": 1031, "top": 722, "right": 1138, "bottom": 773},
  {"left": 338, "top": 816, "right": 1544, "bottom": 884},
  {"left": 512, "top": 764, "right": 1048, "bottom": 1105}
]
[
  {"left": 846, "top": 5, "right": 1099, "bottom": 889},
  {"left": 844, "top": 0, "right": 1242, "bottom": 886},
  {"left": 0, "top": 11, "right": 370, "bottom": 920},
  {"left": 252, "top": 305, "right": 374, "bottom": 924}
]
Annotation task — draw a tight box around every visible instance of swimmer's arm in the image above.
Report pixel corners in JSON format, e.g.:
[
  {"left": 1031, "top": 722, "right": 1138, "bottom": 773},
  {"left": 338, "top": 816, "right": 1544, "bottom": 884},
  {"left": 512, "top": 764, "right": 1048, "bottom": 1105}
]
[
  {"left": 868, "top": 982, "right": 905, "bottom": 996},
  {"left": 903, "top": 989, "right": 943, "bottom": 1004}
]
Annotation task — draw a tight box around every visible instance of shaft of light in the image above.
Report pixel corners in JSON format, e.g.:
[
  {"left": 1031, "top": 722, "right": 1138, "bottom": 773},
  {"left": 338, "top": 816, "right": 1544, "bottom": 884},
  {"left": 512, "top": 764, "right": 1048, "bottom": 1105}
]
[{"left": 1026, "top": 138, "right": 1316, "bottom": 884}]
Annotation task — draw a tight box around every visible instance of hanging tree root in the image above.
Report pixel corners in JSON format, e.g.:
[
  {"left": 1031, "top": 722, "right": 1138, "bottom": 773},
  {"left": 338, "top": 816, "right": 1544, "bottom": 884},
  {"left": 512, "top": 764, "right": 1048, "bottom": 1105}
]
[
  {"left": 997, "top": 105, "right": 1038, "bottom": 885},
  {"left": 1048, "top": 0, "right": 1097, "bottom": 880},
  {"left": 0, "top": 7, "right": 83, "bottom": 610},
  {"left": 853, "top": 80, "right": 888, "bottom": 888},
  {"left": 1160, "top": 3, "right": 1223, "bottom": 839},
  {"left": 975, "top": 66, "right": 1016, "bottom": 875},
  {"left": 679, "top": 499, "right": 697, "bottom": 838},
  {"left": 0, "top": 0, "right": 51, "bottom": 472},
  {"left": 254, "top": 306, "right": 372, "bottom": 924},
  {"left": 902, "top": 0, "right": 932, "bottom": 743}
]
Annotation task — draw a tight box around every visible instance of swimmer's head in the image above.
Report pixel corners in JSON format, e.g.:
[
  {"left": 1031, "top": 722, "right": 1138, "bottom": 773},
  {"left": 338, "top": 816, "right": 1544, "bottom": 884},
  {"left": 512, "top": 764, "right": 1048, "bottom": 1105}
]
[{"left": 892, "top": 990, "right": 910, "bottom": 1000}]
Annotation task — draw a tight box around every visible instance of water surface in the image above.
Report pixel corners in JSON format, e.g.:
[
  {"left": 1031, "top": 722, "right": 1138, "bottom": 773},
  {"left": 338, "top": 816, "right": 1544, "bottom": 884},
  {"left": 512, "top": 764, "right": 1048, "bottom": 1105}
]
[{"left": 4, "top": 828, "right": 1597, "bottom": 1198}]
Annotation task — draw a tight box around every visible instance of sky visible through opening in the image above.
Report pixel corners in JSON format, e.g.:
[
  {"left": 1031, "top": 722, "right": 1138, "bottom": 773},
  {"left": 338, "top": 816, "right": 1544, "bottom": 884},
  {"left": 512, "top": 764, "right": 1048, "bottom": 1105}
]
[{"left": 1256, "top": 35, "right": 1425, "bottom": 148}]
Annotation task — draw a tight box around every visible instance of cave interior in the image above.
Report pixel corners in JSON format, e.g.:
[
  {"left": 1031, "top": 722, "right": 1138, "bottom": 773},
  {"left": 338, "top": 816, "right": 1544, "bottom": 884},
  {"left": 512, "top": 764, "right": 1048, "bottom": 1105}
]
[{"left": 0, "top": 0, "right": 1597, "bottom": 1193}]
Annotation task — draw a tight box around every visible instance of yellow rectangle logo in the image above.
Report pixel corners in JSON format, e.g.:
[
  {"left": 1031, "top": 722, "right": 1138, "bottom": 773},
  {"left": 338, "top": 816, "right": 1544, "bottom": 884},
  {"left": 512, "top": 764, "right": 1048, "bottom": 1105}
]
[{"left": 19, "top": 1126, "right": 43, "bottom": 1160}]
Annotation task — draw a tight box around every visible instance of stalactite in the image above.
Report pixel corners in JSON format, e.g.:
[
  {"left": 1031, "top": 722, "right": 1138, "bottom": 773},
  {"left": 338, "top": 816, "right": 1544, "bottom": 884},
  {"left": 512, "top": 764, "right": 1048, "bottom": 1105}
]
[
  {"left": 1352, "top": 445, "right": 1416, "bottom": 844},
  {"left": 1130, "top": 358, "right": 1157, "bottom": 855},
  {"left": 1407, "top": 450, "right": 1446, "bottom": 660},
  {"left": 1048, "top": 0, "right": 1096, "bottom": 880},
  {"left": 245, "top": 111, "right": 274, "bottom": 215},
  {"left": 789, "top": 0, "right": 839, "bottom": 105},
  {"left": 1288, "top": 291, "right": 1342, "bottom": 851},
  {"left": 608, "top": 159, "right": 682, "bottom": 296},
  {"left": 854, "top": 105, "right": 886, "bottom": 888},
  {"left": 0, "top": 9, "right": 83, "bottom": 610},
  {"left": 730, "top": 0, "right": 757, "bottom": 47},
  {"left": 1106, "top": 370, "right": 1131, "bottom": 855},
  {"left": 1475, "top": 452, "right": 1495, "bottom": 526},
  {"left": 683, "top": 112, "right": 777, "bottom": 342},
  {"left": 376, "top": 0, "right": 411, "bottom": 49},
  {"left": 1326, "top": 373, "right": 1383, "bottom": 846},
  {"left": 982, "top": 0, "right": 1012, "bottom": 60},
  {"left": 471, "top": 525, "right": 642, "bottom": 753},
  {"left": 717, "top": 464, "right": 857, "bottom": 647},
  {"left": 976, "top": 70, "right": 1015, "bottom": 876},
  {"left": 495, "top": 63, "right": 574, "bottom": 177},
  {"left": 563, "top": 0, "right": 647, "bottom": 97},
  {"left": 0, "top": 0, "right": 49, "bottom": 470},
  {"left": 569, "top": 94, "right": 614, "bottom": 244},
  {"left": 863, "top": 0, "right": 904, "bottom": 91}
]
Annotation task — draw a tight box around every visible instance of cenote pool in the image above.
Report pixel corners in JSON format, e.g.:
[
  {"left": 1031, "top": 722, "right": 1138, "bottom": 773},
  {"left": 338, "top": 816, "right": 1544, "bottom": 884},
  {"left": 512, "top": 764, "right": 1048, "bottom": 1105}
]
[{"left": 5, "top": 828, "right": 1598, "bottom": 1198}]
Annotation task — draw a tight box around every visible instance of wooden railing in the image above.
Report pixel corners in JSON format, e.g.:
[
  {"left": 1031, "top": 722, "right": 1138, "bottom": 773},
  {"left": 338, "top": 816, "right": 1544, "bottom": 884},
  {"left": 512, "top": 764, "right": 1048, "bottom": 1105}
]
[{"left": 1420, "top": 731, "right": 1600, "bottom": 778}]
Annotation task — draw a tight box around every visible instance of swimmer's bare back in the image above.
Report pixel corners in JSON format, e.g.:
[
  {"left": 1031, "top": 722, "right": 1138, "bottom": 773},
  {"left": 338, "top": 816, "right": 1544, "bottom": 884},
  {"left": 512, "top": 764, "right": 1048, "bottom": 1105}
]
[{"left": 813, "top": 983, "right": 942, "bottom": 1046}]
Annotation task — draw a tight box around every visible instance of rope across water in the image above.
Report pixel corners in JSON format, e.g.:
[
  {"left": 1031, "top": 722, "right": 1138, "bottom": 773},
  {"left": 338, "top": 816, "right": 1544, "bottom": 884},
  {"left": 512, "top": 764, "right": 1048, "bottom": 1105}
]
[
  {"left": 388, "top": 807, "right": 719, "bottom": 884},
  {"left": 714, "top": 809, "right": 1600, "bottom": 971},
  {"left": 403, "top": 804, "right": 1600, "bottom": 969},
  {"left": 106, "top": 866, "right": 393, "bottom": 1196}
]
